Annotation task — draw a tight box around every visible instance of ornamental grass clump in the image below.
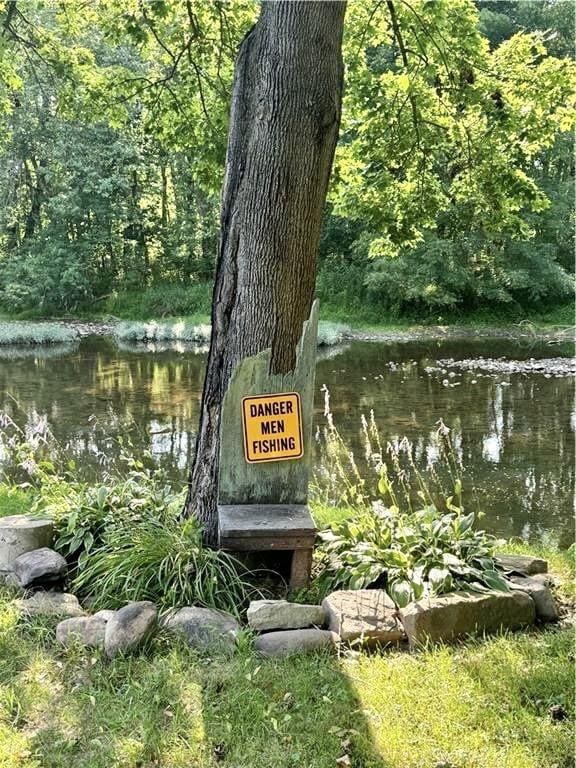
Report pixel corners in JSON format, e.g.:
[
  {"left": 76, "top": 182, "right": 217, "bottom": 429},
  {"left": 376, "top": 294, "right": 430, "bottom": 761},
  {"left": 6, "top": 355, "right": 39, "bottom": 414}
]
[
  {"left": 313, "top": 388, "right": 508, "bottom": 607},
  {"left": 71, "top": 512, "right": 258, "bottom": 615},
  {"left": 0, "top": 414, "right": 259, "bottom": 616},
  {"left": 115, "top": 319, "right": 212, "bottom": 343},
  {"left": 0, "top": 321, "right": 76, "bottom": 345}
]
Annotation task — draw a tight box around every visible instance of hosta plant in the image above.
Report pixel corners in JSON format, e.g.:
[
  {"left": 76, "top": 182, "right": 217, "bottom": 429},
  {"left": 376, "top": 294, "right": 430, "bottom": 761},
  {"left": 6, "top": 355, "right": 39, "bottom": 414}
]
[{"left": 316, "top": 493, "right": 508, "bottom": 608}]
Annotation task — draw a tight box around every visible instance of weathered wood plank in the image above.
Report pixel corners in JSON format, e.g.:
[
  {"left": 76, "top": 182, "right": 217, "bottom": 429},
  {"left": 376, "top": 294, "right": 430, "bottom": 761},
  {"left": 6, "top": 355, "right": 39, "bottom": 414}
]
[
  {"left": 218, "top": 504, "right": 316, "bottom": 539},
  {"left": 218, "top": 301, "right": 318, "bottom": 506}
]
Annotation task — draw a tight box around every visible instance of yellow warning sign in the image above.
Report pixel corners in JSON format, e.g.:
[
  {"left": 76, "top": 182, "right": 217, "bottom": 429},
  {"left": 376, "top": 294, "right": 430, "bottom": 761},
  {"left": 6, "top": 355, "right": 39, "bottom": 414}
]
[{"left": 242, "top": 392, "right": 303, "bottom": 463}]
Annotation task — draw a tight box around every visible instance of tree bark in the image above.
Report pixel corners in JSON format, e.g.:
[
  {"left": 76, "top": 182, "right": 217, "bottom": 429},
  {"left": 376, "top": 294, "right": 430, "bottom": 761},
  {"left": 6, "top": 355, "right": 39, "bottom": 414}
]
[{"left": 183, "top": 0, "right": 346, "bottom": 543}]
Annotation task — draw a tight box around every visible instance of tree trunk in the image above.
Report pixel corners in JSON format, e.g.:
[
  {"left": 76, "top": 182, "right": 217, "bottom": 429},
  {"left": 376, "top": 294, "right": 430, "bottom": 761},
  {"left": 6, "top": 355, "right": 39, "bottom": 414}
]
[{"left": 183, "top": 0, "right": 346, "bottom": 543}]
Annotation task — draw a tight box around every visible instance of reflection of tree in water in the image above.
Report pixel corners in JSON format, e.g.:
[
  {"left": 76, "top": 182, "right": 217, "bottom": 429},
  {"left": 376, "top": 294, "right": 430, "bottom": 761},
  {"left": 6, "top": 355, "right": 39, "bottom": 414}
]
[
  {"left": 0, "top": 336, "right": 204, "bottom": 481},
  {"left": 0, "top": 336, "right": 573, "bottom": 545}
]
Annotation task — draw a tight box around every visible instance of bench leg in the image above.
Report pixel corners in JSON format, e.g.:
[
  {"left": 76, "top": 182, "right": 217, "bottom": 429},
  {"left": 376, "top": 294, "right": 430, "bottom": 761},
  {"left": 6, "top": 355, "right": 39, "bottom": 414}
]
[{"left": 289, "top": 548, "right": 313, "bottom": 590}]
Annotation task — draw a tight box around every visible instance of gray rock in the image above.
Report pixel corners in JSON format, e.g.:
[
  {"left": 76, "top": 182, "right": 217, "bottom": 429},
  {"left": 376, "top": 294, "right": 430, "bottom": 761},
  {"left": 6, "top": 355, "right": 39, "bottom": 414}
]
[
  {"left": 104, "top": 601, "right": 157, "bottom": 658},
  {"left": 247, "top": 600, "right": 325, "bottom": 631},
  {"left": 399, "top": 589, "right": 536, "bottom": 647},
  {"left": 12, "top": 547, "right": 67, "bottom": 588},
  {"left": 531, "top": 573, "right": 556, "bottom": 588},
  {"left": 507, "top": 575, "right": 558, "bottom": 622},
  {"left": 161, "top": 607, "right": 240, "bottom": 653},
  {"left": 56, "top": 610, "right": 113, "bottom": 647},
  {"left": 0, "top": 515, "right": 54, "bottom": 569},
  {"left": 255, "top": 628, "right": 339, "bottom": 657},
  {"left": 495, "top": 553, "right": 548, "bottom": 576},
  {"left": 322, "top": 589, "right": 404, "bottom": 645},
  {"left": 17, "top": 591, "right": 84, "bottom": 618}
]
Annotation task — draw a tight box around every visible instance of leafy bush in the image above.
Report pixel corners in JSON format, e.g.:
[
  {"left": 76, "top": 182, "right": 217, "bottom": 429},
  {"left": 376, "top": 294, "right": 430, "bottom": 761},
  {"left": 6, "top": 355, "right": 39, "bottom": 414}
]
[
  {"left": 313, "top": 391, "right": 508, "bottom": 606},
  {"left": 0, "top": 322, "right": 77, "bottom": 346},
  {"left": 317, "top": 501, "right": 507, "bottom": 608}
]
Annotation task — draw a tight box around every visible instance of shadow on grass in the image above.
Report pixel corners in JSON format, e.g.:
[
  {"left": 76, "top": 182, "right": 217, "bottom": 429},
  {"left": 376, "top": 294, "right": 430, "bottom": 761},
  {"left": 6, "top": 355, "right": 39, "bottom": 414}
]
[{"left": 2, "top": 611, "right": 388, "bottom": 768}]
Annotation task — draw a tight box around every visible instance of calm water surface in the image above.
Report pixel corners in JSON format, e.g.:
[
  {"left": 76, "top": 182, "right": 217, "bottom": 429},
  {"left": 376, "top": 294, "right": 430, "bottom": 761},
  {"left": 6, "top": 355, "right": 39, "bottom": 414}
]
[{"left": 0, "top": 335, "right": 573, "bottom": 547}]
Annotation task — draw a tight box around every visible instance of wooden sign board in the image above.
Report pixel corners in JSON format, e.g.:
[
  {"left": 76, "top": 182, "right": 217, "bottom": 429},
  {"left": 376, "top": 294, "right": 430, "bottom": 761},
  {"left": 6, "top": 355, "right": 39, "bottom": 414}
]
[{"left": 242, "top": 392, "right": 303, "bottom": 463}]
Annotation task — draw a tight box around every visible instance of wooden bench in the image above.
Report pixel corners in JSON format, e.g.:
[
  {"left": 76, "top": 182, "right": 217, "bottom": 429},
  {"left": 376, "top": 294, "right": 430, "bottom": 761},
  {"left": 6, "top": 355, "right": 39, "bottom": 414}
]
[{"left": 218, "top": 504, "right": 316, "bottom": 589}]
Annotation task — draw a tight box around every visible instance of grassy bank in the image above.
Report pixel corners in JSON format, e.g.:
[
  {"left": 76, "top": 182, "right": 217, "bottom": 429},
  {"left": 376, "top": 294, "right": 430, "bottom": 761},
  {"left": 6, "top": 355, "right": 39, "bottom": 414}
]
[
  {"left": 0, "top": 322, "right": 77, "bottom": 346},
  {"left": 0, "top": 553, "right": 572, "bottom": 768},
  {"left": 0, "top": 476, "right": 573, "bottom": 767},
  {"left": 1, "top": 283, "right": 572, "bottom": 333}
]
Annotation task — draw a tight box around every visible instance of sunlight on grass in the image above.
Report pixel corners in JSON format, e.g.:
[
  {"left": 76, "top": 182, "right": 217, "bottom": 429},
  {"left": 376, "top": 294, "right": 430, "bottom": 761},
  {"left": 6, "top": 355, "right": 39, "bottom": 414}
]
[{"left": 347, "top": 632, "right": 573, "bottom": 768}]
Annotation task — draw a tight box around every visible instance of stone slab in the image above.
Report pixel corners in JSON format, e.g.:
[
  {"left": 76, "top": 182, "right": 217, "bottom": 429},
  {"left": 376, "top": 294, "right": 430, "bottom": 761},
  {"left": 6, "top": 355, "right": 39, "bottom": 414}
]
[
  {"left": 247, "top": 600, "right": 325, "bottom": 631},
  {"left": 322, "top": 589, "right": 404, "bottom": 645},
  {"left": 12, "top": 547, "right": 67, "bottom": 588},
  {"left": 255, "top": 628, "right": 339, "bottom": 657},
  {"left": 56, "top": 610, "right": 115, "bottom": 648},
  {"left": 495, "top": 554, "right": 548, "bottom": 576},
  {"left": 507, "top": 575, "right": 558, "bottom": 622},
  {"left": 399, "top": 589, "right": 536, "bottom": 647},
  {"left": 17, "top": 591, "right": 84, "bottom": 618},
  {"left": 0, "top": 516, "right": 54, "bottom": 568},
  {"left": 104, "top": 601, "right": 157, "bottom": 658},
  {"left": 161, "top": 607, "right": 240, "bottom": 653}
]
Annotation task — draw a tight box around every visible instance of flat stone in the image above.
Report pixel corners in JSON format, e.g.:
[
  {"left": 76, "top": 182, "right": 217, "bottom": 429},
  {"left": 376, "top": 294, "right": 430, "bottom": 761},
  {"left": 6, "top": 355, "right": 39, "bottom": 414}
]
[
  {"left": 104, "top": 601, "right": 157, "bottom": 658},
  {"left": 161, "top": 607, "right": 240, "bottom": 653},
  {"left": 17, "top": 591, "right": 84, "bottom": 618},
  {"left": 399, "top": 590, "right": 536, "bottom": 647},
  {"left": 12, "top": 547, "right": 67, "bottom": 588},
  {"left": 495, "top": 553, "right": 548, "bottom": 576},
  {"left": 507, "top": 575, "right": 558, "bottom": 622},
  {"left": 0, "top": 515, "right": 54, "bottom": 568},
  {"left": 255, "top": 628, "right": 339, "bottom": 657},
  {"left": 322, "top": 589, "right": 404, "bottom": 645},
  {"left": 247, "top": 600, "right": 325, "bottom": 631},
  {"left": 56, "top": 610, "right": 116, "bottom": 647}
]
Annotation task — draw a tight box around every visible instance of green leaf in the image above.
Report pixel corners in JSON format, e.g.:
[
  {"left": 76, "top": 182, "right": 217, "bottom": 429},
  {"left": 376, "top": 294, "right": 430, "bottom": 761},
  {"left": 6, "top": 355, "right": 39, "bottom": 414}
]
[{"left": 388, "top": 580, "right": 414, "bottom": 608}]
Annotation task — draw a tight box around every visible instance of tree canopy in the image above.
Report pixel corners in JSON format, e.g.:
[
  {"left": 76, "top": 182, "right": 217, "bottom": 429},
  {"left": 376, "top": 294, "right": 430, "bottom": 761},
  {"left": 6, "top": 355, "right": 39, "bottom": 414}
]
[{"left": 0, "top": 0, "right": 574, "bottom": 316}]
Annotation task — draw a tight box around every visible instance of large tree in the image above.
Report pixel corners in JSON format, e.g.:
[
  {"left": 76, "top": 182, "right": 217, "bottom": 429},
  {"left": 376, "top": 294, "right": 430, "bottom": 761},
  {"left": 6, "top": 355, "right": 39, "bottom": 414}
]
[{"left": 183, "top": 0, "right": 346, "bottom": 543}]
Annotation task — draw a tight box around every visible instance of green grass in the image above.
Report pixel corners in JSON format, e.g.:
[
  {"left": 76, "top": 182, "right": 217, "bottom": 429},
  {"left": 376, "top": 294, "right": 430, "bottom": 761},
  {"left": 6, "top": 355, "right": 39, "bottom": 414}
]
[
  {"left": 99, "top": 283, "right": 213, "bottom": 321},
  {"left": 0, "top": 487, "right": 30, "bottom": 518},
  {"left": 319, "top": 298, "right": 575, "bottom": 332},
  {"left": 0, "top": 322, "right": 77, "bottom": 346},
  {"left": 0, "top": 583, "right": 572, "bottom": 768},
  {"left": 0, "top": 485, "right": 573, "bottom": 766}
]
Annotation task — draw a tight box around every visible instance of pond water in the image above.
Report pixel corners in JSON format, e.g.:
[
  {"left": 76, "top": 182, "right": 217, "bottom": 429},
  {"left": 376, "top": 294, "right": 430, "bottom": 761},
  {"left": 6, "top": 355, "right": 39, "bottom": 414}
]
[{"left": 0, "top": 335, "right": 573, "bottom": 547}]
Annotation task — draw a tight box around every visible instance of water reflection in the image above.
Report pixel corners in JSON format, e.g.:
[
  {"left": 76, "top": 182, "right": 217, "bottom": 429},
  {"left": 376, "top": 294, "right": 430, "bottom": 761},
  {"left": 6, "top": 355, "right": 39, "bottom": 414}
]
[{"left": 0, "top": 335, "right": 573, "bottom": 547}]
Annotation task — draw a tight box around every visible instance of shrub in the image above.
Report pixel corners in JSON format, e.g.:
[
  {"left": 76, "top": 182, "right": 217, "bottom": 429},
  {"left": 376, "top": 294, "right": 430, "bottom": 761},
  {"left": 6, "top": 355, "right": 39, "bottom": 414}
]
[
  {"left": 316, "top": 501, "right": 507, "bottom": 608},
  {"left": 313, "top": 390, "right": 508, "bottom": 606},
  {"left": 71, "top": 512, "right": 258, "bottom": 614}
]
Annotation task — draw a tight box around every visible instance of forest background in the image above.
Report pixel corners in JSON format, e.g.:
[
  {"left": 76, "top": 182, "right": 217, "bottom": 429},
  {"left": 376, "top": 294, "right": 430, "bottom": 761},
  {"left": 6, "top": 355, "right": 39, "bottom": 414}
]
[{"left": 0, "top": 0, "right": 574, "bottom": 326}]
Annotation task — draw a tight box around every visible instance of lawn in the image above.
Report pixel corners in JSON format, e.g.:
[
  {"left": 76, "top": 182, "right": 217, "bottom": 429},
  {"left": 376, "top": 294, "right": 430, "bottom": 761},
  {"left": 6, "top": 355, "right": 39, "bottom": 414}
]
[
  {"left": 0, "top": 484, "right": 573, "bottom": 767},
  {"left": 0, "top": 584, "right": 573, "bottom": 768}
]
